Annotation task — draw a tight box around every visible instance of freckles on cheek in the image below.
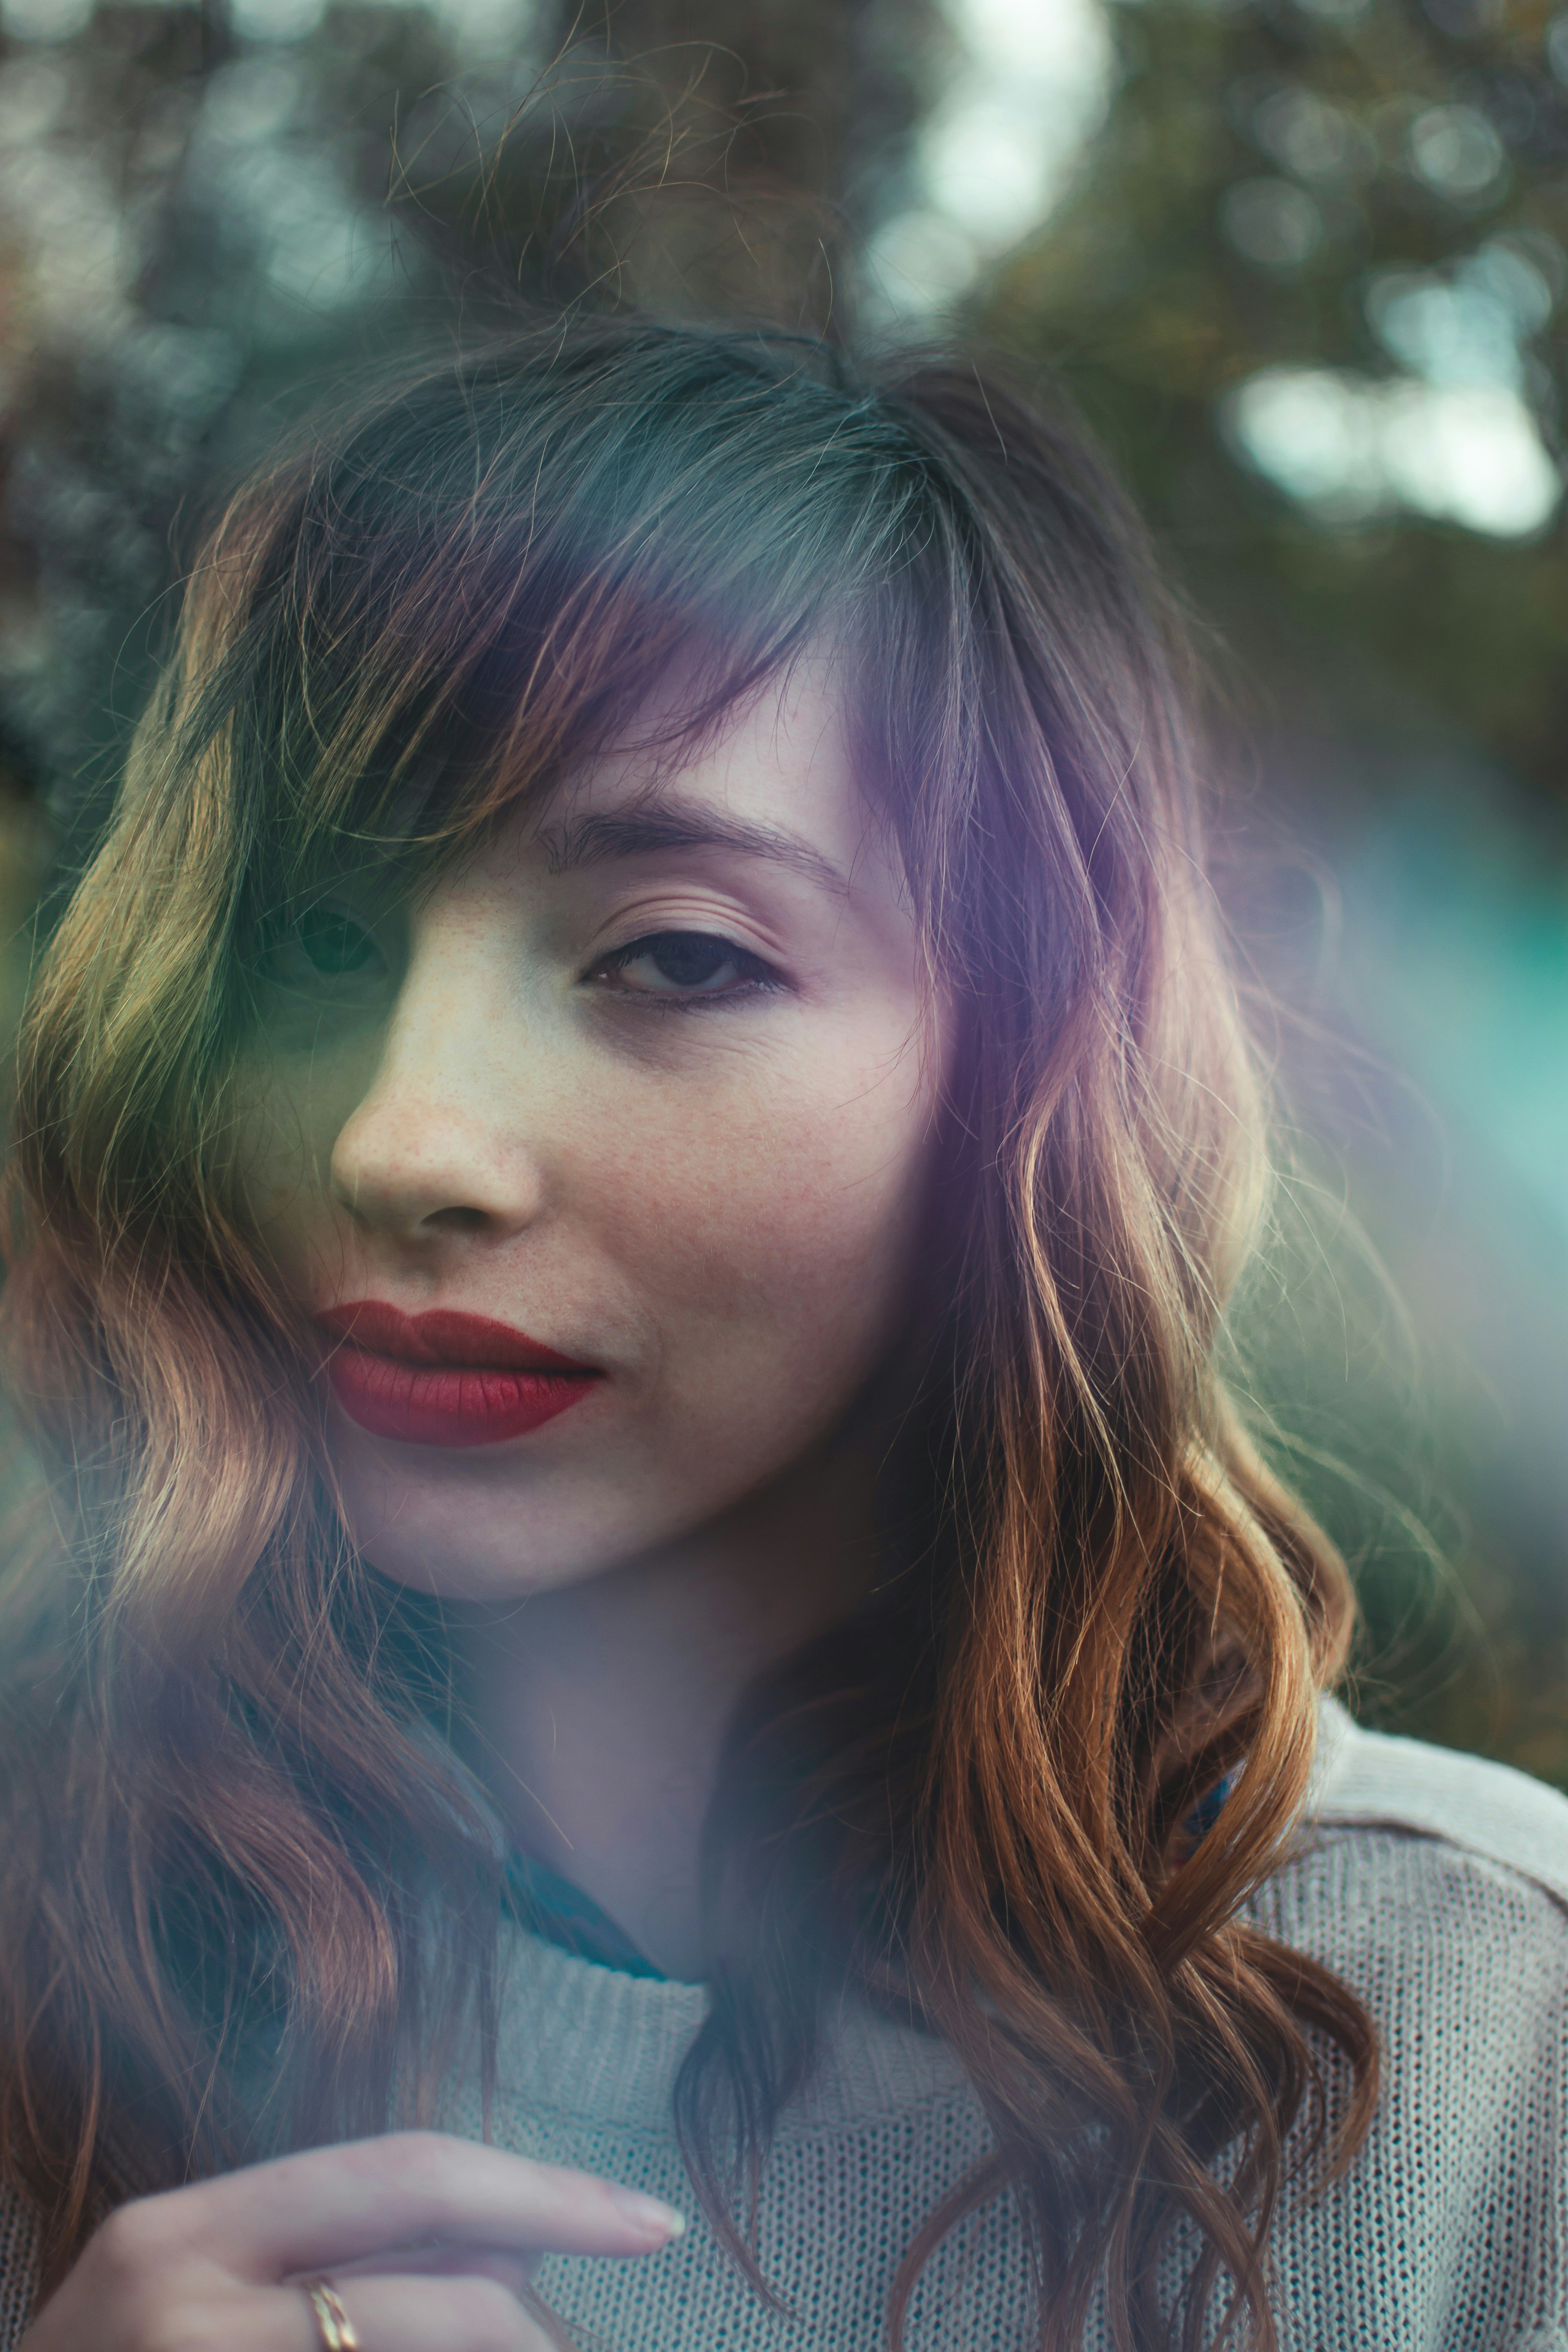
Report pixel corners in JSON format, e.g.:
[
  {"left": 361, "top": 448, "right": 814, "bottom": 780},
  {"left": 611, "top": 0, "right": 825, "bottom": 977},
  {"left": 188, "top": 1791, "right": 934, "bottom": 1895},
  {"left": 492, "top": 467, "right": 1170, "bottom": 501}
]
[{"left": 613, "top": 1073, "right": 932, "bottom": 1377}]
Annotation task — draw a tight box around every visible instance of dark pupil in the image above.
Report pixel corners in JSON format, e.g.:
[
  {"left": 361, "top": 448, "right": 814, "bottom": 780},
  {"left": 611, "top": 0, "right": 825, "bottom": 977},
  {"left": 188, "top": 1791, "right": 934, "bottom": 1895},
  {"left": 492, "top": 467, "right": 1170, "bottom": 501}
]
[
  {"left": 299, "top": 909, "right": 374, "bottom": 975},
  {"left": 649, "top": 933, "right": 733, "bottom": 987}
]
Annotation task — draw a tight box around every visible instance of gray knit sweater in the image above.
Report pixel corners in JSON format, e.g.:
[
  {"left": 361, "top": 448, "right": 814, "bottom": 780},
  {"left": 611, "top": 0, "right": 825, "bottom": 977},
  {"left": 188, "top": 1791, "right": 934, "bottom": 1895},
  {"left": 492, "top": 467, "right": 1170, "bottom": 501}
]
[{"left": 3, "top": 1700, "right": 1565, "bottom": 2348}]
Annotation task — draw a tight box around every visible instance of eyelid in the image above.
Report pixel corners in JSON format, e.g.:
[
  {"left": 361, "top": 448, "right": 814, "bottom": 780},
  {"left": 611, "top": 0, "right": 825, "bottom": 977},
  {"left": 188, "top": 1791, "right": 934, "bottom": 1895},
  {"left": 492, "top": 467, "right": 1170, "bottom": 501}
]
[
  {"left": 598, "top": 922, "right": 768, "bottom": 957},
  {"left": 260, "top": 895, "right": 379, "bottom": 942},
  {"left": 584, "top": 884, "right": 792, "bottom": 963}
]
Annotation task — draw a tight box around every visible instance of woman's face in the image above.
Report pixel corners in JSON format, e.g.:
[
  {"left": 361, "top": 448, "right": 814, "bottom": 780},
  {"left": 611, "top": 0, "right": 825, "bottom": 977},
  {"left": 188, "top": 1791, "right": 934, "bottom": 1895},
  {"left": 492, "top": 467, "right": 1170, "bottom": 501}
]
[{"left": 239, "top": 666, "right": 950, "bottom": 1600}]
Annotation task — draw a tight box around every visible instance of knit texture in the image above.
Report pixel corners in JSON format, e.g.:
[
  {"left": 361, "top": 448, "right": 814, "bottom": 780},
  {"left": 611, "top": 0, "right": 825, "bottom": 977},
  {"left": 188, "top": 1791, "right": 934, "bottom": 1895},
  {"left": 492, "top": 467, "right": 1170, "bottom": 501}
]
[{"left": 3, "top": 1700, "right": 1565, "bottom": 2348}]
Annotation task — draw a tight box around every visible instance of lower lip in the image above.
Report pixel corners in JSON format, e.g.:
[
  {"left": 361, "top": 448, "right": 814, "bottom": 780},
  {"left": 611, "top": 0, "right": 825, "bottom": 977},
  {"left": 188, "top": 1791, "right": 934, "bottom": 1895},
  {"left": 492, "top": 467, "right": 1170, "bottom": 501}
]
[{"left": 324, "top": 1348, "right": 599, "bottom": 1449}]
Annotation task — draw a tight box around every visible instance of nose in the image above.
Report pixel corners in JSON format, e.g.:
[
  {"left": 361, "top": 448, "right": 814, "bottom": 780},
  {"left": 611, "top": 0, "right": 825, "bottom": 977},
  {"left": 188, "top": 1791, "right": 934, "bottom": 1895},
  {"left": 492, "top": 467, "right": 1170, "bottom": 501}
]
[{"left": 329, "top": 931, "right": 546, "bottom": 1248}]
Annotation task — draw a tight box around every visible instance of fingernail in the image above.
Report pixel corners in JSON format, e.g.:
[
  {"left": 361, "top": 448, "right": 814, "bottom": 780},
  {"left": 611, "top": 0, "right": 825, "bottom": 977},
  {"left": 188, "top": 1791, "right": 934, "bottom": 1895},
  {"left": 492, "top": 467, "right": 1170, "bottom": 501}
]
[{"left": 608, "top": 2187, "right": 686, "bottom": 2239}]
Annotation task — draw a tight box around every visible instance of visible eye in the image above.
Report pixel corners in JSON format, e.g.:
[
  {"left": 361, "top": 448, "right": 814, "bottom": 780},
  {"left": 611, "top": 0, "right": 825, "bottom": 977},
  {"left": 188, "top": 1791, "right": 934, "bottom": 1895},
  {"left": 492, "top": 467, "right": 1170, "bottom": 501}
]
[
  {"left": 258, "top": 904, "right": 389, "bottom": 996},
  {"left": 585, "top": 930, "right": 782, "bottom": 1004}
]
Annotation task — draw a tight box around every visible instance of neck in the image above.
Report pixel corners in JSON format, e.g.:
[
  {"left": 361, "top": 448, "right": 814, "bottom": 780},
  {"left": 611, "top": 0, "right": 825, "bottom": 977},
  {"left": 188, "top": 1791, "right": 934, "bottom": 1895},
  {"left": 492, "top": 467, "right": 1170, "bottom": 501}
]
[{"left": 453, "top": 1438, "right": 879, "bottom": 1981}]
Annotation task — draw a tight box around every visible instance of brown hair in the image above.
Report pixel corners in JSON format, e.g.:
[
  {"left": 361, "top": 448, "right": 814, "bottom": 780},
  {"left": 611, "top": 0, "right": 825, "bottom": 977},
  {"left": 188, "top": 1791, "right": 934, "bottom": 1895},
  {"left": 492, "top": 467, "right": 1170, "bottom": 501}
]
[{"left": 0, "top": 313, "right": 1374, "bottom": 2349}]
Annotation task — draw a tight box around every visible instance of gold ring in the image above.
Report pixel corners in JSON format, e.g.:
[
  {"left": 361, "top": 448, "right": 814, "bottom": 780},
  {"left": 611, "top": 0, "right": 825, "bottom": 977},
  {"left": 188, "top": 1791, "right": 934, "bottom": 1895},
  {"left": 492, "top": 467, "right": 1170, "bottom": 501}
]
[{"left": 304, "top": 2278, "right": 360, "bottom": 2351}]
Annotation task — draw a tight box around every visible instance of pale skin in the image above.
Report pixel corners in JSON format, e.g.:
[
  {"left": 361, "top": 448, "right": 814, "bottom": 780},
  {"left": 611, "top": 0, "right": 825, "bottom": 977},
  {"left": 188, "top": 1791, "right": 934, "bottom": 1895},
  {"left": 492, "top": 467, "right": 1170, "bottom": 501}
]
[{"left": 21, "top": 665, "right": 951, "bottom": 2351}]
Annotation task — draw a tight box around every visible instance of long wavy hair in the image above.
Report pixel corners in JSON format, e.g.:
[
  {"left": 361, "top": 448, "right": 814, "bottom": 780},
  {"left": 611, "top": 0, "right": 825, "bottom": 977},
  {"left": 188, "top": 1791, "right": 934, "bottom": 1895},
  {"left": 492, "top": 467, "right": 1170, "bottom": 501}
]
[{"left": 0, "top": 314, "right": 1375, "bottom": 2349}]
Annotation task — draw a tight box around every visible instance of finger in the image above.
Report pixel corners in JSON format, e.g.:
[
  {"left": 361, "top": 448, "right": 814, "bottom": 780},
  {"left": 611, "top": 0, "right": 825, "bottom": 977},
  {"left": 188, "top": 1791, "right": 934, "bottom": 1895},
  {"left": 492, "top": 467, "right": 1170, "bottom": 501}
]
[
  {"left": 171, "top": 2133, "right": 684, "bottom": 2279},
  {"left": 277, "top": 2272, "right": 563, "bottom": 2352},
  {"left": 316, "top": 2242, "right": 536, "bottom": 2295}
]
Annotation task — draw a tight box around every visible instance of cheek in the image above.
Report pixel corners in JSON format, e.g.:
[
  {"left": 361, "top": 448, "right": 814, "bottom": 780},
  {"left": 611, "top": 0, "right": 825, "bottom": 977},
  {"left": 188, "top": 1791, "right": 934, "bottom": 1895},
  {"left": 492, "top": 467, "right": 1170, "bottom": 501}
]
[
  {"left": 596, "top": 1035, "right": 936, "bottom": 1434},
  {"left": 230, "top": 1053, "right": 362, "bottom": 1280}
]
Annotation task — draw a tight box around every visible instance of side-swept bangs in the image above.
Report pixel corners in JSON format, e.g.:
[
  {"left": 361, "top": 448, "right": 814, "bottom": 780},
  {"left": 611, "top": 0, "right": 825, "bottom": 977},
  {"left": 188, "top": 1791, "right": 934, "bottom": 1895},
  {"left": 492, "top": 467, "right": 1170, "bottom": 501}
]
[{"left": 185, "top": 324, "right": 941, "bottom": 976}]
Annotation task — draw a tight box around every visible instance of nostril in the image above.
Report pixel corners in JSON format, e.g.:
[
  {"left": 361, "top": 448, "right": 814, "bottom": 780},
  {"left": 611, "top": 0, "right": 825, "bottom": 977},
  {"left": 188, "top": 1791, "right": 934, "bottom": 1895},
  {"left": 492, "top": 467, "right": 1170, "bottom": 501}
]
[{"left": 423, "top": 1205, "right": 488, "bottom": 1234}]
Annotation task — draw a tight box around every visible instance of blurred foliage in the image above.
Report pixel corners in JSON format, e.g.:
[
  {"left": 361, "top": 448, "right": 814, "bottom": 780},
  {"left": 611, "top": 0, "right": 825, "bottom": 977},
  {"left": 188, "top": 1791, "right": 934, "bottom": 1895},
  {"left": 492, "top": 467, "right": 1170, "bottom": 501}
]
[{"left": 980, "top": 0, "right": 1568, "bottom": 802}]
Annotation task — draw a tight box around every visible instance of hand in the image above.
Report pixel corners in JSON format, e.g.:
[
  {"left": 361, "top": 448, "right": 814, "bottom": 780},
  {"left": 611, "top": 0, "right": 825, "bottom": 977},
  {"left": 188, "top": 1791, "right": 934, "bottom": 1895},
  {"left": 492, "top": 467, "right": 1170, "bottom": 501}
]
[{"left": 17, "top": 2129, "right": 684, "bottom": 2351}]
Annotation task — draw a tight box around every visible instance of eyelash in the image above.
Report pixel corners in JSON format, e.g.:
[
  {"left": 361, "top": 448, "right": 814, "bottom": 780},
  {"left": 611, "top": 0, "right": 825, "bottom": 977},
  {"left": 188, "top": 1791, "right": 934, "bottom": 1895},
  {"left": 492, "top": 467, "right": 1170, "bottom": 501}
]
[
  {"left": 584, "top": 929, "right": 786, "bottom": 1009},
  {"left": 256, "top": 915, "right": 787, "bottom": 1021}
]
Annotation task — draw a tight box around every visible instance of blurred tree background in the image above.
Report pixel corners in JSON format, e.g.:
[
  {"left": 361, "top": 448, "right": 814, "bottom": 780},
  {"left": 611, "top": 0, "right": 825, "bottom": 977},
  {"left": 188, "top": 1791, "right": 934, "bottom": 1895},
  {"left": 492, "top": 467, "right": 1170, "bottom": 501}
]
[{"left": 0, "top": 0, "right": 1564, "bottom": 1775}]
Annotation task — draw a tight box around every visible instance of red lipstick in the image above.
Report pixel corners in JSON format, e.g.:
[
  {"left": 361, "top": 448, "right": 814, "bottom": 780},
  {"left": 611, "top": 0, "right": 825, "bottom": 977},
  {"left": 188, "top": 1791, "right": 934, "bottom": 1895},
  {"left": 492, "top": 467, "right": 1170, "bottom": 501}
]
[{"left": 315, "top": 1302, "right": 601, "bottom": 1449}]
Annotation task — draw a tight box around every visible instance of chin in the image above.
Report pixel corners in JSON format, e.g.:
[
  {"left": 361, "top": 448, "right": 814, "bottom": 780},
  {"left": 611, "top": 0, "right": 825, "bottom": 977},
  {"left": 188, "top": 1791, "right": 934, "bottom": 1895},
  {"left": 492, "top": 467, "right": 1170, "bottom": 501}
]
[
  {"left": 327, "top": 1381, "right": 869, "bottom": 1601},
  {"left": 334, "top": 1457, "right": 712, "bottom": 1602},
  {"left": 344, "top": 1483, "right": 641, "bottom": 1601}
]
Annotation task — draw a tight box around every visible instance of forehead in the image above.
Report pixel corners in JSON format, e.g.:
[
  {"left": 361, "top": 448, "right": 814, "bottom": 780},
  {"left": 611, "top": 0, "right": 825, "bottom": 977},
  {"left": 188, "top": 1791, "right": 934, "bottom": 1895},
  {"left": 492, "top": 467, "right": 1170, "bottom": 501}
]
[{"left": 533, "top": 660, "right": 875, "bottom": 881}]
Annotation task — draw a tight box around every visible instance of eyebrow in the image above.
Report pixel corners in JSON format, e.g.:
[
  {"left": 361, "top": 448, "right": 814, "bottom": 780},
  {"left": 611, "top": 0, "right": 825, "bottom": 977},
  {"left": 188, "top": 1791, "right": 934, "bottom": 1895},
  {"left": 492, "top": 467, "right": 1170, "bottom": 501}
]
[{"left": 542, "top": 802, "right": 849, "bottom": 897}]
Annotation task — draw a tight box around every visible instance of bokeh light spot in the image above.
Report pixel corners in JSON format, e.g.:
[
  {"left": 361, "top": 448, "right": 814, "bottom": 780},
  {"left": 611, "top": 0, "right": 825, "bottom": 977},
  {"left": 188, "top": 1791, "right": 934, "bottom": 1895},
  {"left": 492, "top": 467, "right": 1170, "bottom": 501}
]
[
  {"left": 0, "top": 0, "right": 90, "bottom": 40},
  {"left": 1221, "top": 177, "right": 1324, "bottom": 270},
  {"left": 1225, "top": 365, "right": 1562, "bottom": 537},
  {"left": 1406, "top": 102, "right": 1508, "bottom": 202}
]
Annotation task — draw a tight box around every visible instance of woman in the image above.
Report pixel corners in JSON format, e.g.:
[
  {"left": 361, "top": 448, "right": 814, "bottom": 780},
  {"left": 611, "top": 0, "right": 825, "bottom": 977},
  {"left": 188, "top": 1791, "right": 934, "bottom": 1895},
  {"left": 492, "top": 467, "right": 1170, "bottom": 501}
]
[{"left": 0, "top": 314, "right": 1561, "bottom": 2352}]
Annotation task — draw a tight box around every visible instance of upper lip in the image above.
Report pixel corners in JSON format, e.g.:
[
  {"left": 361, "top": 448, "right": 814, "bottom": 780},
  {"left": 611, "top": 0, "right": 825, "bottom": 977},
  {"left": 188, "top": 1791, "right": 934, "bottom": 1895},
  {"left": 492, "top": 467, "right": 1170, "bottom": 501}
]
[{"left": 314, "top": 1301, "right": 597, "bottom": 1374}]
